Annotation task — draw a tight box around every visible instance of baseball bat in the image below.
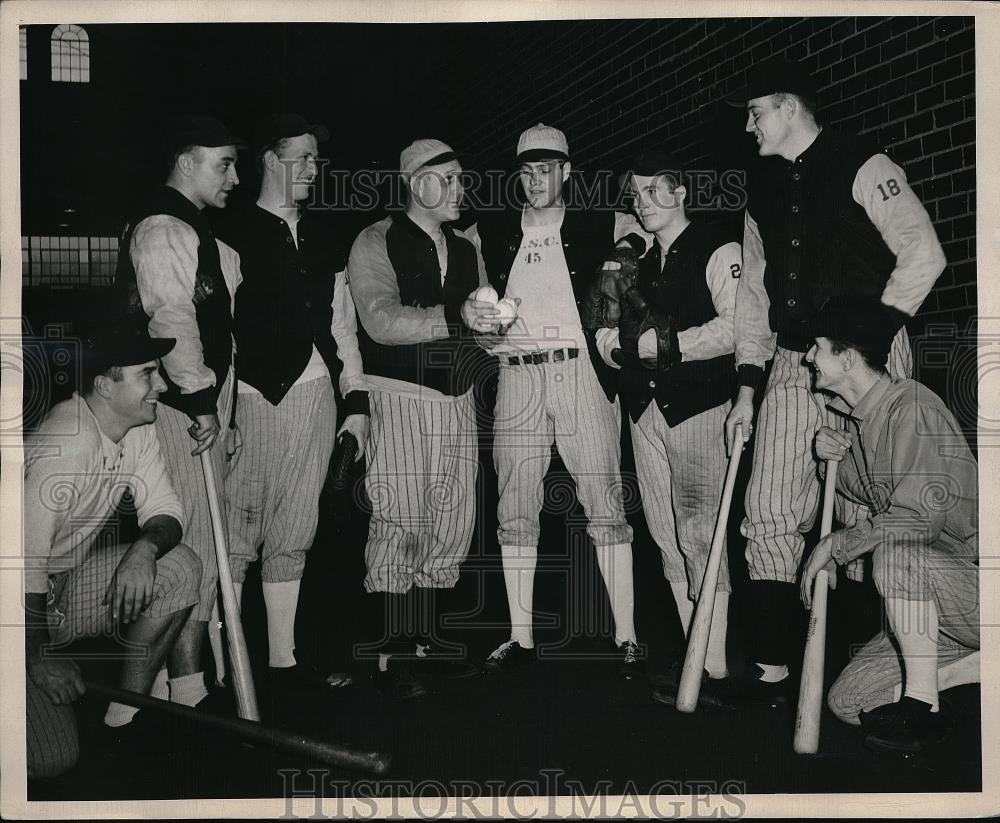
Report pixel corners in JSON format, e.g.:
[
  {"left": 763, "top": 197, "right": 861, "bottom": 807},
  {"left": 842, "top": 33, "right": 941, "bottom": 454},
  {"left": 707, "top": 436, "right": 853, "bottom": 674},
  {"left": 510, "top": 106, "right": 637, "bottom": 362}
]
[
  {"left": 85, "top": 681, "right": 391, "bottom": 775},
  {"left": 676, "top": 423, "right": 744, "bottom": 713},
  {"left": 201, "top": 450, "right": 260, "bottom": 722},
  {"left": 793, "top": 460, "right": 839, "bottom": 755}
]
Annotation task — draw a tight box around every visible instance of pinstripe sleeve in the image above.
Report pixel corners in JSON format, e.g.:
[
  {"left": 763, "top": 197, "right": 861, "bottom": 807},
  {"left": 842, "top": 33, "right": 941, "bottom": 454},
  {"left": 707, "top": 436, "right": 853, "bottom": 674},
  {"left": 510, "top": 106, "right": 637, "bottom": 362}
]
[{"left": 129, "top": 425, "right": 184, "bottom": 530}]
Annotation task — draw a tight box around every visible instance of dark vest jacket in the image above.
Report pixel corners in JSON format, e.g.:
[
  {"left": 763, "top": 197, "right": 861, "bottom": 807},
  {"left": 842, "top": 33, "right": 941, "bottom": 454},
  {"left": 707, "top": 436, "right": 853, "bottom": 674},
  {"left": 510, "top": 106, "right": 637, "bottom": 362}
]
[
  {"left": 211, "top": 205, "right": 367, "bottom": 414},
  {"left": 747, "top": 129, "right": 897, "bottom": 352},
  {"left": 110, "top": 185, "right": 233, "bottom": 418},
  {"left": 618, "top": 222, "right": 735, "bottom": 426},
  {"left": 357, "top": 213, "right": 485, "bottom": 397},
  {"left": 477, "top": 207, "right": 633, "bottom": 402}
]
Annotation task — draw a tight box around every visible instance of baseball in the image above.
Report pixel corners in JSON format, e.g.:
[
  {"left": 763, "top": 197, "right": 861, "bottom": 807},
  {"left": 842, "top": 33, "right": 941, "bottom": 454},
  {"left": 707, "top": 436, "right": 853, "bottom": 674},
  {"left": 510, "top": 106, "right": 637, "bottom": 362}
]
[
  {"left": 495, "top": 297, "right": 518, "bottom": 325},
  {"left": 474, "top": 285, "right": 499, "bottom": 305}
]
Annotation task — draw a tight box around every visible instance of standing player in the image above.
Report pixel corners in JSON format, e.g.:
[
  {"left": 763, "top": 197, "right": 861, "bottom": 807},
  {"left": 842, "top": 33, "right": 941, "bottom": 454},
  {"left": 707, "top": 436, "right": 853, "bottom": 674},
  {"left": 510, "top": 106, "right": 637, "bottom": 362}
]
[
  {"left": 466, "top": 124, "right": 646, "bottom": 678},
  {"left": 347, "top": 139, "right": 486, "bottom": 700},
  {"left": 110, "top": 115, "right": 244, "bottom": 709},
  {"left": 24, "top": 327, "right": 203, "bottom": 777},
  {"left": 593, "top": 152, "right": 742, "bottom": 704},
  {"left": 725, "top": 59, "right": 946, "bottom": 702},
  {"left": 800, "top": 296, "right": 979, "bottom": 753},
  {"left": 213, "top": 114, "right": 369, "bottom": 694}
]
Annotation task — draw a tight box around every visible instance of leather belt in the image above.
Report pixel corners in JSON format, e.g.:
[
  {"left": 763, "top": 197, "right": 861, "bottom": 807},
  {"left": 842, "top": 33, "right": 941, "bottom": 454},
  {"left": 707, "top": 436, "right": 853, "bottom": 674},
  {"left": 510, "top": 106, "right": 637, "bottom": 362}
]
[{"left": 500, "top": 348, "right": 580, "bottom": 367}]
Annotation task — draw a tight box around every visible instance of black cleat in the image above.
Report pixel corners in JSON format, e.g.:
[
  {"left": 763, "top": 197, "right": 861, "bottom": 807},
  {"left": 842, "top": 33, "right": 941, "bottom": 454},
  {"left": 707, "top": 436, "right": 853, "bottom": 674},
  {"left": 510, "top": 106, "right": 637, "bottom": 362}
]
[
  {"left": 268, "top": 662, "right": 355, "bottom": 691},
  {"left": 482, "top": 640, "right": 536, "bottom": 675},
  {"left": 408, "top": 644, "right": 479, "bottom": 679},
  {"left": 616, "top": 640, "right": 644, "bottom": 681},
  {"left": 710, "top": 664, "right": 791, "bottom": 709},
  {"left": 376, "top": 660, "right": 427, "bottom": 701},
  {"left": 648, "top": 660, "right": 736, "bottom": 710},
  {"left": 861, "top": 696, "right": 950, "bottom": 753}
]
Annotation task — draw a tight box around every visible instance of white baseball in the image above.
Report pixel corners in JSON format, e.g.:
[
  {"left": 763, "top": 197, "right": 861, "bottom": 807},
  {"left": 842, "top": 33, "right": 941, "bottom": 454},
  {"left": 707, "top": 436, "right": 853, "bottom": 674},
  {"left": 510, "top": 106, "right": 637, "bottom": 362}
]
[
  {"left": 474, "top": 286, "right": 499, "bottom": 305},
  {"left": 495, "top": 297, "right": 518, "bottom": 325}
]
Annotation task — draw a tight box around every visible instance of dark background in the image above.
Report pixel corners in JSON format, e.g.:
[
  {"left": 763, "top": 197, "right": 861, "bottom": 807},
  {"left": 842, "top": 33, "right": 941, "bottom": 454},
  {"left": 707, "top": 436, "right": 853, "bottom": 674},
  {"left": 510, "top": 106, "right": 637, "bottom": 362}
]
[{"left": 19, "top": 16, "right": 981, "bottom": 802}]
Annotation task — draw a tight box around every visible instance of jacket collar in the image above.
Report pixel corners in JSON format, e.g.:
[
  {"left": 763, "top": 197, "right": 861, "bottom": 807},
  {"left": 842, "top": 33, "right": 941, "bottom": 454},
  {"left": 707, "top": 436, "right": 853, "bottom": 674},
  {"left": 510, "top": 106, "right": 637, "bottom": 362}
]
[{"left": 826, "top": 372, "right": 892, "bottom": 424}]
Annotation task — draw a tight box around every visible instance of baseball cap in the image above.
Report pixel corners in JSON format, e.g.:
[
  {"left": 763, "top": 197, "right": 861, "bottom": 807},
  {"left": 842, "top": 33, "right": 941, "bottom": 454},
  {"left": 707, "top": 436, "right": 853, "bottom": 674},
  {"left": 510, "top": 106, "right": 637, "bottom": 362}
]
[
  {"left": 516, "top": 123, "right": 569, "bottom": 163},
  {"left": 735, "top": 57, "right": 818, "bottom": 104},
  {"left": 399, "top": 138, "right": 461, "bottom": 180},
  {"left": 162, "top": 115, "right": 247, "bottom": 157},
  {"left": 809, "top": 295, "right": 895, "bottom": 358},
  {"left": 253, "top": 113, "right": 330, "bottom": 156},
  {"left": 82, "top": 322, "right": 176, "bottom": 375},
  {"left": 627, "top": 151, "right": 686, "bottom": 180}
]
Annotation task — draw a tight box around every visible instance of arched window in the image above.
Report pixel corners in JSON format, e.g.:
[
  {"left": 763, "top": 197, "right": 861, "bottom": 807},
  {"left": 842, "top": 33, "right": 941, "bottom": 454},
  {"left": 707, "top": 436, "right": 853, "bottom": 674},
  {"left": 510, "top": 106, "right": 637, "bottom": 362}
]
[{"left": 50, "top": 24, "right": 89, "bottom": 83}]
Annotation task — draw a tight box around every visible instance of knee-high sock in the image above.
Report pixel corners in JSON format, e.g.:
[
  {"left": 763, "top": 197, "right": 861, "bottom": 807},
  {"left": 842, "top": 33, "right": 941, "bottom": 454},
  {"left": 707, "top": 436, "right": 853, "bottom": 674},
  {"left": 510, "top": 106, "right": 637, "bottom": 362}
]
[
  {"left": 595, "top": 543, "right": 636, "bottom": 646},
  {"left": 893, "top": 649, "right": 981, "bottom": 701},
  {"left": 150, "top": 665, "right": 169, "bottom": 701},
  {"left": 885, "top": 596, "right": 940, "bottom": 711},
  {"left": 263, "top": 579, "right": 301, "bottom": 668},
  {"left": 501, "top": 545, "right": 537, "bottom": 648},
  {"left": 169, "top": 672, "right": 208, "bottom": 707},
  {"left": 669, "top": 581, "right": 695, "bottom": 636}
]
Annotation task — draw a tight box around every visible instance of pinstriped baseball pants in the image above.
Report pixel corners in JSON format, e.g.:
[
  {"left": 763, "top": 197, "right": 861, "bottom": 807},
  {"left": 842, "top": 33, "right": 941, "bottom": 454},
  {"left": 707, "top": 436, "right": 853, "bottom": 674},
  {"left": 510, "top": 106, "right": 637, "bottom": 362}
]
[
  {"left": 26, "top": 541, "right": 202, "bottom": 778},
  {"left": 742, "top": 329, "right": 912, "bottom": 583},
  {"left": 827, "top": 543, "right": 978, "bottom": 723},
  {"left": 630, "top": 401, "right": 732, "bottom": 600},
  {"left": 225, "top": 379, "right": 336, "bottom": 584},
  {"left": 154, "top": 384, "right": 233, "bottom": 622},
  {"left": 494, "top": 355, "right": 633, "bottom": 548},
  {"left": 363, "top": 390, "right": 478, "bottom": 594}
]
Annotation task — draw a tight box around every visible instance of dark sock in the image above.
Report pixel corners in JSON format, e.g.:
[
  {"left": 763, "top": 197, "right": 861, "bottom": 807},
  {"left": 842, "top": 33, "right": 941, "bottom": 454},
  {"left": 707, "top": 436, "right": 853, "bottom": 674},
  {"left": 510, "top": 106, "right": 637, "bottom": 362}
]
[{"left": 747, "top": 580, "right": 800, "bottom": 666}]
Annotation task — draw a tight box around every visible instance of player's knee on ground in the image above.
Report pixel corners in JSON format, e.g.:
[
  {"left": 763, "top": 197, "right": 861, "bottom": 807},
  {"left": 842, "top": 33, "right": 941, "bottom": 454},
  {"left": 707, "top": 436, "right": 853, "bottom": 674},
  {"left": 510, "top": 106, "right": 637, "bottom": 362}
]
[
  {"left": 148, "top": 543, "right": 203, "bottom": 617},
  {"left": 826, "top": 671, "right": 862, "bottom": 726}
]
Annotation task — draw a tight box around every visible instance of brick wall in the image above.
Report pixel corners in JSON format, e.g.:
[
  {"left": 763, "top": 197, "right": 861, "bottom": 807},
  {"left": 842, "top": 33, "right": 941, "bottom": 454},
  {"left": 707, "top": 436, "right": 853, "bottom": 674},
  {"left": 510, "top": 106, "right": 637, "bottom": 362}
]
[{"left": 440, "top": 15, "right": 977, "bottom": 440}]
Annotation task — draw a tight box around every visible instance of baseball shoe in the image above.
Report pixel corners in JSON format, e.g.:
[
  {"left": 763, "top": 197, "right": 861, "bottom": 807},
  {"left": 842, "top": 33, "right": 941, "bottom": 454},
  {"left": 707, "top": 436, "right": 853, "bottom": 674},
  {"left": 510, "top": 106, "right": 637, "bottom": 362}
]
[
  {"left": 648, "top": 660, "right": 736, "bottom": 710},
  {"left": 710, "top": 664, "right": 792, "bottom": 708},
  {"left": 376, "top": 660, "right": 427, "bottom": 701},
  {"left": 482, "top": 640, "right": 536, "bottom": 675},
  {"left": 268, "top": 663, "right": 355, "bottom": 691},
  {"left": 616, "top": 640, "right": 644, "bottom": 681},
  {"left": 860, "top": 697, "right": 951, "bottom": 753},
  {"left": 408, "top": 644, "right": 479, "bottom": 679}
]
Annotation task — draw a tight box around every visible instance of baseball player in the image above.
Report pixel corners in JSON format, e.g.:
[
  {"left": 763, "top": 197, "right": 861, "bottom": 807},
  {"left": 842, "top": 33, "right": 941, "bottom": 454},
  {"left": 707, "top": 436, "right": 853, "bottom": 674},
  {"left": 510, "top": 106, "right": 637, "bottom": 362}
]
[
  {"left": 24, "top": 327, "right": 203, "bottom": 778},
  {"left": 465, "top": 124, "right": 647, "bottom": 679},
  {"left": 799, "top": 296, "right": 979, "bottom": 753},
  {"left": 592, "top": 151, "right": 742, "bottom": 705},
  {"left": 725, "top": 59, "right": 946, "bottom": 703},
  {"left": 110, "top": 115, "right": 245, "bottom": 710},
  {"left": 212, "top": 113, "right": 369, "bottom": 695},
  {"left": 346, "top": 139, "right": 487, "bottom": 700}
]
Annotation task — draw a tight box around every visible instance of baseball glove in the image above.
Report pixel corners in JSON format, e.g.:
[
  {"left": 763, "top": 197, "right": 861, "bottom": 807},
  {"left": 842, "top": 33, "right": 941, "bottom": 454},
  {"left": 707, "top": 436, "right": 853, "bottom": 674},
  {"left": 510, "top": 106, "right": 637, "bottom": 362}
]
[
  {"left": 612, "top": 286, "right": 681, "bottom": 371},
  {"left": 580, "top": 246, "right": 639, "bottom": 331}
]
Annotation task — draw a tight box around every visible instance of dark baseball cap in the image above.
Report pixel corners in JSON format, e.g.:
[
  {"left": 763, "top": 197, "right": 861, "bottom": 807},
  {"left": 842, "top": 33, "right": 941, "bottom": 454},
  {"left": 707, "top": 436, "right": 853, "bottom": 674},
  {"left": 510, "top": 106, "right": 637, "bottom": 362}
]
[
  {"left": 162, "top": 115, "right": 247, "bottom": 157},
  {"left": 82, "top": 322, "right": 176, "bottom": 375},
  {"left": 253, "top": 113, "right": 330, "bottom": 156},
  {"left": 810, "top": 295, "right": 895, "bottom": 357},
  {"left": 729, "top": 58, "right": 817, "bottom": 105},
  {"left": 626, "top": 151, "right": 686, "bottom": 180}
]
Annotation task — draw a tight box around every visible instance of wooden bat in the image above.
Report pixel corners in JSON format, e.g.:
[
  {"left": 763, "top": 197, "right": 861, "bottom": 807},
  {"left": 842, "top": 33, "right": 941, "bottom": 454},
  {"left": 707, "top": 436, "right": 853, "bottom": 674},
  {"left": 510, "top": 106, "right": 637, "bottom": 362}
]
[
  {"left": 793, "top": 460, "right": 839, "bottom": 755},
  {"left": 85, "top": 681, "right": 391, "bottom": 775},
  {"left": 201, "top": 450, "right": 260, "bottom": 722},
  {"left": 676, "top": 423, "right": 744, "bottom": 713}
]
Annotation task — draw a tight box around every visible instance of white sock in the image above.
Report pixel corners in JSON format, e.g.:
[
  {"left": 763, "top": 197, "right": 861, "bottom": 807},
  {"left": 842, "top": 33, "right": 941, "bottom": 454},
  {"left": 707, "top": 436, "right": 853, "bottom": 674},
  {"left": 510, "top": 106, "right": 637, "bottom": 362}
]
[
  {"left": 378, "top": 653, "right": 391, "bottom": 673},
  {"left": 757, "top": 662, "right": 789, "bottom": 683},
  {"left": 169, "top": 672, "right": 208, "bottom": 707},
  {"left": 892, "top": 649, "right": 980, "bottom": 701},
  {"left": 705, "top": 591, "right": 730, "bottom": 680},
  {"left": 886, "top": 596, "right": 940, "bottom": 712},
  {"left": 669, "top": 581, "right": 695, "bottom": 636},
  {"left": 150, "top": 665, "right": 169, "bottom": 701},
  {"left": 596, "top": 543, "right": 636, "bottom": 646},
  {"left": 207, "top": 597, "right": 228, "bottom": 685},
  {"left": 104, "top": 701, "right": 139, "bottom": 727},
  {"left": 501, "top": 545, "right": 536, "bottom": 648},
  {"left": 263, "top": 579, "right": 301, "bottom": 668}
]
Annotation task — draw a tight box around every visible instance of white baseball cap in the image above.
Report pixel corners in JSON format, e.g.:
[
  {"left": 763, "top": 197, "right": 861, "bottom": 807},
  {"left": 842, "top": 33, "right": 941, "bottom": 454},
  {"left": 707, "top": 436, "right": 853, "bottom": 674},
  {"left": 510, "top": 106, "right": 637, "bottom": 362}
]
[
  {"left": 516, "top": 123, "right": 569, "bottom": 162},
  {"left": 399, "top": 138, "right": 460, "bottom": 180}
]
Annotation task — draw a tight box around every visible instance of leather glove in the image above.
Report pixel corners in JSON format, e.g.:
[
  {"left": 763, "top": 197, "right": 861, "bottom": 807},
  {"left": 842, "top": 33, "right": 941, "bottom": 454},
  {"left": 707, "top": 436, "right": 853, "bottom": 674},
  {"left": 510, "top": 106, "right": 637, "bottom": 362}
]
[
  {"left": 581, "top": 247, "right": 639, "bottom": 332},
  {"left": 612, "top": 286, "right": 680, "bottom": 371}
]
